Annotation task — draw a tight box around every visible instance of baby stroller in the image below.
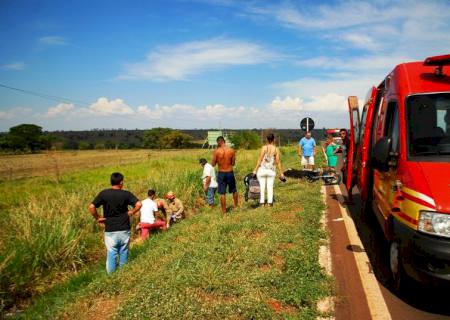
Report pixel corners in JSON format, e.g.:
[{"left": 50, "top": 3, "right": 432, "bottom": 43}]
[{"left": 244, "top": 173, "right": 260, "bottom": 202}]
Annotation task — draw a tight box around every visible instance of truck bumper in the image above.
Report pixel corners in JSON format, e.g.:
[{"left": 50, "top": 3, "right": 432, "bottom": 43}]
[{"left": 393, "top": 217, "right": 450, "bottom": 286}]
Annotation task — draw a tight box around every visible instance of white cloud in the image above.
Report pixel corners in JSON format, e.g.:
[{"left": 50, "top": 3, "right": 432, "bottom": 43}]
[
  {"left": 136, "top": 103, "right": 250, "bottom": 122},
  {"left": 1, "top": 93, "right": 356, "bottom": 130},
  {"left": 119, "top": 38, "right": 278, "bottom": 81},
  {"left": 38, "top": 36, "right": 67, "bottom": 46},
  {"left": 274, "top": 76, "right": 376, "bottom": 100},
  {"left": 244, "top": 0, "right": 450, "bottom": 56},
  {"left": 0, "top": 62, "right": 25, "bottom": 71},
  {"left": 304, "top": 93, "right": 347, "bottom": 112},
  {"left": 247, "top": 1, "right": 396, "bottom": 31},
  {"left": 86, "top": 97, "right": 135, "bottom": 116},
  {"left": 270, "top": 96, "right": 303, "bottom": 111},
  {"left": 45, "top": 103, "right": 75, "bottom": 117},
  {"left": 340, "top": 33, "right": 380, "bottom": 51},
  {"left": 0, "top": 107, "right": 33, "bottom": 120},
  {"left": 294, "top": 54, "right": 414, "bottom": 74}
]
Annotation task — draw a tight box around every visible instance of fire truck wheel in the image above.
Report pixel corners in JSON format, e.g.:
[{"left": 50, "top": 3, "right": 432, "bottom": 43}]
[{"left": 389, "top": 240, "right": 407, "bottom": 292}]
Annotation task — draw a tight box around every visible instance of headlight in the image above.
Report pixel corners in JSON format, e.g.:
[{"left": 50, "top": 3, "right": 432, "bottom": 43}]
[{"left": 418, "top": 211, "right": 450, "bottom": 238}]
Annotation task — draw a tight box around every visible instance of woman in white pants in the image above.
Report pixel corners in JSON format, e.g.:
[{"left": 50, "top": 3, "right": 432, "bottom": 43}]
[{"left": 253, "top": 133, "right": 285, "bottom": 207}]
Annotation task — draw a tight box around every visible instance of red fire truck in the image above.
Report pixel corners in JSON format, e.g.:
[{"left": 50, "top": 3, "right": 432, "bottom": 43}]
[{"left": 346, "top": 54, "right": 450, "bottom": 290}]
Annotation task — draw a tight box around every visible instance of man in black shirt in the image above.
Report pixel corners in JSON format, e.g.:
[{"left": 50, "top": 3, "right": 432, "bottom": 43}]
[{"left": 88, "top": 172, "right": 142, "bottom": 274}]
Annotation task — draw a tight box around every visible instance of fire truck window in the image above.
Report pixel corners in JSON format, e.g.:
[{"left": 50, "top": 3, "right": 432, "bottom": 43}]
[
  {"left": 407, "top": 93, "right": 450, "bottom": 158},
  {"left": 385, "top": 101, "right": 399, "bottom": 153},
  {"left": 352, "top": 109, "right": 360, "bottom": 144},
  {"left": 391, "top": 107, "right": 399, "bottom": 153},
  {"left": 360, "top": 105, "right": 368, "bottom": 143}
]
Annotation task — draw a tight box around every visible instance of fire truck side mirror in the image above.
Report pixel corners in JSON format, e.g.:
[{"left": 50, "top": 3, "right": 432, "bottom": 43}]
[{"left": 372, "top": 137, "right": 391, "bottom": 172}]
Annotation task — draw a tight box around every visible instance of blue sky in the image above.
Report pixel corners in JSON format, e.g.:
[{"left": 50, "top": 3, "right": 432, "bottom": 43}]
[{"left": 1, "top": 0, "right": 450, "bottom": 131}]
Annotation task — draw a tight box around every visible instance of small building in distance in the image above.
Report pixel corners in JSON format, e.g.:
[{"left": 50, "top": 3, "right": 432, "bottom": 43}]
[{"left": 202, "top": 130, "right": 234, "bottom": 148}]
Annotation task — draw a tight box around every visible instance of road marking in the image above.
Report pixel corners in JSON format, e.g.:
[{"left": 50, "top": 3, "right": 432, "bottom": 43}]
[
  {"left": 318, "top": 186, "right": 335, "bottom": 319},
  {"left": 332, "top": 218, "right": 344, "bottom": 222},
  {"left": 332, "top": 184, "right": 392, "bottom": 320}
]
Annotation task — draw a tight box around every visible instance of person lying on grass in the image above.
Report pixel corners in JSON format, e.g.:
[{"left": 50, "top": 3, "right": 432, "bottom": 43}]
[
  {"left": 137, "top": 189, "right": 167, "bottom": 240},
  {"left": 88, "top": 172, "right": 142, "bottom": 274}
]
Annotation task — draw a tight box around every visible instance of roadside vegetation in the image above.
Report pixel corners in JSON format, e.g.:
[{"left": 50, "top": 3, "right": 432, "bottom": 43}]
[{"left": 1, "top": 147, "right": 332, "bottom": 319}]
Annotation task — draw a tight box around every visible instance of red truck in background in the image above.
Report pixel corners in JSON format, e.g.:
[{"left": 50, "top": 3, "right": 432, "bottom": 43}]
[{"left": 346, "top": 54, "right": 450, "bottom": 290}]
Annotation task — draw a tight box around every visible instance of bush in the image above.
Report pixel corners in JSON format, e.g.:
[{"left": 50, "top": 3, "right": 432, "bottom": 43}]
[
  {"left": 229, "top": 131, "right": 262, "bottom": 149},
  {"left": 78, "top": 142, "right": 92, "bottom": 150},
  {"left": 161, "top": 131, "right": 193, "bottom": 148},
  {"left": 143, "top": 128, "right": 193, "bottom": 149},
  {"left": 143, "top": 128, "right": 172, "bottom": 149}
]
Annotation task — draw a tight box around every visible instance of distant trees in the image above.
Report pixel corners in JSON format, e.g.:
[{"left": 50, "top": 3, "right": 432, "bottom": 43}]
[
  {"left": 229, "top": 130, "right": 262, "bottom": 149},
  {"left": 78, "top": 141, "right": 92, "bottom": 150},
  {"left": 143, "top": 128, "right": 193, "bottom": 149},
  {"left": 161, "top": 131, "right": 193, "bottom": 148},
  {"left": 143, "top": 128, "right": 173, "bottom": 149},
  {"left": 0, "top": 124, "right": 54, "bottom": 152}
]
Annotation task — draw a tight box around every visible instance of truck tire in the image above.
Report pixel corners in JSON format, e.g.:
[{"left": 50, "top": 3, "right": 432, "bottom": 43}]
[{"left": 389, "top": 239, "right": 410, "bottom": 292}]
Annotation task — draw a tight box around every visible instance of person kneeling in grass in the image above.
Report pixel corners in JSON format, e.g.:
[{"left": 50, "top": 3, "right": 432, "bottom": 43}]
[
  {"left": 138, "top": 189, "right": 167, "bottom": 240},
  {"left": 165, "top": 191, "right": 184, "bottom": 228}
]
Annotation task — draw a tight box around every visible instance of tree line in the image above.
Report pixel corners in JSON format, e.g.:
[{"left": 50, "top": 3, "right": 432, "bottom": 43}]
[{"left": 0, "top": 123, "right": 327, "bottom": 153}]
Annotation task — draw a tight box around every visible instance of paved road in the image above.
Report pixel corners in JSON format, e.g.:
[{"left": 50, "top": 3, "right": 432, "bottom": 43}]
[{"left": 326, "top": 184, "right": 450, "bottom": 320}]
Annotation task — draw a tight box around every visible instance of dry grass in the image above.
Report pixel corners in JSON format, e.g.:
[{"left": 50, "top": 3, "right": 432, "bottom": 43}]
[{"left": 0, "top": 149, "right": 205, "bottom": 180}]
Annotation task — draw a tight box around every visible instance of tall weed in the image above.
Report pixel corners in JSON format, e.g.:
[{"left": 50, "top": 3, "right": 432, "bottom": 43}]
[{"left": 0, "top": 150, "right": 210, "bottom": 311}]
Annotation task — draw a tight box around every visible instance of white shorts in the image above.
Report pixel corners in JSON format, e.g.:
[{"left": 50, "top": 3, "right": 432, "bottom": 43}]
[{"left": 301, "top": 155, "right": 314, "bottom": 166}]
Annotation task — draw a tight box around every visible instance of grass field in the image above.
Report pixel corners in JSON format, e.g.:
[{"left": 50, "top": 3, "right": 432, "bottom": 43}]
[
  {"left": 1, "top": 147, "right": 333, "bottom": 319},
  {"left": 0, "top": 149, "right": 206, "bottom": 180}
]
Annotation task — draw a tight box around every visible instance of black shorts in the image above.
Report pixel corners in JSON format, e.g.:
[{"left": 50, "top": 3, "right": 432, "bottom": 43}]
[{"left": 217, "top": 171, "right": 237, "bottom": 195}]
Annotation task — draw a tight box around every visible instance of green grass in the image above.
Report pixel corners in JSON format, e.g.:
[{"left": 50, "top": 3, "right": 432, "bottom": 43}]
[
  {"left": 0, "top": 150, "right": 207, "bottom": 311},
  {"left": 2, "top": 147, "right": 332, "bottom": 319}
]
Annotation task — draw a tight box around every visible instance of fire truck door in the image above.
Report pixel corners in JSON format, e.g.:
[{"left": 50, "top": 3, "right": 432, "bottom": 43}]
[
  {"left": 347, "top": 96, "right": 360, "bottom": 191},
  {"left": 373, "top": 101, "right": 400, "bottom": 222}
]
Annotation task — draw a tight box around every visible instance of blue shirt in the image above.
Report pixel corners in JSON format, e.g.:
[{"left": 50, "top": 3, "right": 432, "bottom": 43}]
[{"left": 299, "top": 137, "right": 316, "bottom": 157}]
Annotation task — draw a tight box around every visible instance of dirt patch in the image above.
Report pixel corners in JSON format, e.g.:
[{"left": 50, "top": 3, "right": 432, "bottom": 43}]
[
  {"left": 62, "top": 295, "right": 122, "bottom": 320},
  {"left": 277, "top": 243, "right": 295, "bottom": 250},
  {"left": 259, "top": 264, "right": 270, "bottom": 272},
  {"left": 276, "top": 210, "right": 302, "bottom": 222},
  {"left": 248, "top": 230, "right": 265, "bottom": 240},
  {"left": 272, "top": 254, "right": 285, "bottom": 271},
  {"left": 267, "top": 298, "right": 297, "bottom": 315}
]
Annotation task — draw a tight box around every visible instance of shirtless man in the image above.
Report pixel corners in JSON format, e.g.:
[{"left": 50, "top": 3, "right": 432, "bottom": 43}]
[{"left": 211, "top": 136, "right": 238, "bottom": 214}]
